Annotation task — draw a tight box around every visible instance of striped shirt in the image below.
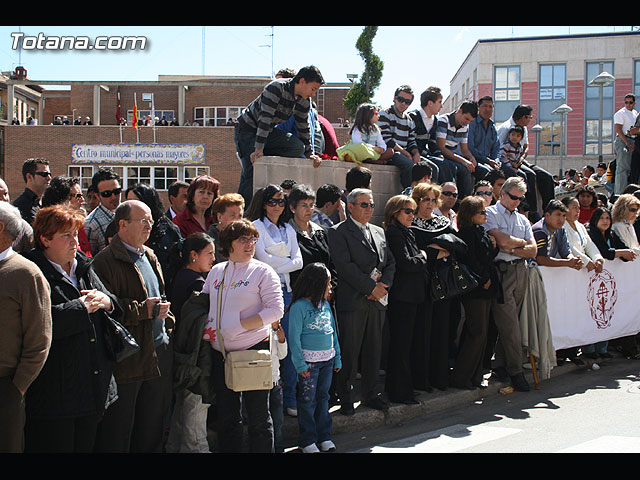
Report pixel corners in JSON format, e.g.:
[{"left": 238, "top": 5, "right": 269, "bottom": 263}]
[
  {"left": 378, "top": 105, "right": 418, "bottom": 152},
  {"left": 498, "top": 139, "right": 523, "bottom": 166},
  {"left": 436, "top": 111, "right": 469, "bottom": 150},
  {"left": 238, "top": 78, "right": 312, "bottom": 157}
]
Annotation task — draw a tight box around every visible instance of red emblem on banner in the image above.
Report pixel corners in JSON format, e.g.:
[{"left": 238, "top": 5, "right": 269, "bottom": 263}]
[{"left": 587, "top": 269, "right": 617, "bottom": 329}]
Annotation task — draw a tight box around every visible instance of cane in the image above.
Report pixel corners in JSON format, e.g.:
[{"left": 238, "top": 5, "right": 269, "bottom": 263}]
[{"left": 529, "top": 354, "right": 540, "bottom": 389}]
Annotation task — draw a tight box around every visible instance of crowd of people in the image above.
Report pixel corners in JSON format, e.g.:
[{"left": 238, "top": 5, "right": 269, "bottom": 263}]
[{"left": 1, "top": 68, "right": 639, "bottom": 454}]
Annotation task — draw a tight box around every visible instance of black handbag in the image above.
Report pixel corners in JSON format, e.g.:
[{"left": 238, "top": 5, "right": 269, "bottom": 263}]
[
  {"left": 430, "top": 256, "right": 479, "bottom": 302},
  {"left": 104, "top": 314, "right": 140, "bottom": 363}
]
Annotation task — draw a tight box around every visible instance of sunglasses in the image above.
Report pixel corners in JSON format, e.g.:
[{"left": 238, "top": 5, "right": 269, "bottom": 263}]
[
  {"left": 401, "top": 208, "right": 416, "bottom": 215},
  {"left": 475, "top": 191, "right": 493, "bottom": 197},
  {"left": 421, "top": 197, "right": 438, "bottom": 203},
  {"left": 99, "top": 188, "right": 122, "bottom": 198},
  {"left": 33, "top": 171, "right": 52, "bottom": 178},
  {"left": 629, "top": 208, "right": 639, "bottom": 213},
  {"left": 357, "top": 202, "right": 375, "bottom": 209},
  {"left": 441, "top": 191, "right": 458, "bottom": 198},
  {"left": 395, "top": 95, "right": 413, "bottom": 105},
  {"left": 506, "top": 191, "right": 525, "bottom": 202},
  {"left": 266, "top": 198, "right": 286, "bottom": 207},
  {"left": 477, "top": 210, "right": 488, "bottom": 215},
  {"left": 69, "top": 193, "right": 84, "bottom": 200},
  {"left": 625, "top": 101, "right": 635, "bottom": 105}
]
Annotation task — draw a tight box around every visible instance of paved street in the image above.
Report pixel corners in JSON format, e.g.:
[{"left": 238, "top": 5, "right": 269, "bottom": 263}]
[{"left": 326, "top": 359, "right": 640, "bottom": 453}]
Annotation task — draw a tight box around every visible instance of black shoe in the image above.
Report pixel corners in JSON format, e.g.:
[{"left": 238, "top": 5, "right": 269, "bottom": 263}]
[
  {"left": 491, "top": 366, "right": 509, "bottom": 382},
  {"left": 584, "top": 353, "right": 599, "bottom": 360},
  {"left": 339, "top": 403, "right": 355, "bottom": 416},
  {"left": 510, "top": 373, "right": 530, "bottom": 392},
  {"left": 570, "top": 357, "right": 585, "bottom": 366},
  {"left": 600, "top": 352, "right": 613, "bottom": 359},
  {"left": 364, "top": 397, "right": 389, "bottom": 411},
  {"left": 390, "top": 397, "right": 420, "bottom": 405}
]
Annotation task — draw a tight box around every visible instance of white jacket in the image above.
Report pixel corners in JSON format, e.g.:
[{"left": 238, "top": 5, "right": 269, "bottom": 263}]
[{"left": 252, "top": 218, "right": 303, "bottom": 292}]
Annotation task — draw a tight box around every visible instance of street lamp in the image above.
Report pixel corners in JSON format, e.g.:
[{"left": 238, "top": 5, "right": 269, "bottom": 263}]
[
  {"left": 552, "top": 104, "right": 573, "bottom": 177},
  {"left": 587, "top": 71, "right": 615, "bottom": 161},
  {"left": 530, "top": 123, "right": 543, "bottom": 165}
]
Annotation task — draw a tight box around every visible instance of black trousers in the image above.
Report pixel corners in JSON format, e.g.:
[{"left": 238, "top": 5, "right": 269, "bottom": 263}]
[
  {"left": 25, "top": 414, "right": 99, "bottom": 453},
  {"left": 385, "top": 299, "right": 432, "bottom": 400},
  {"left": 0, "top": 376, "right": 25, "bottom": 453},
  {"left": 335, "top": 303, "right": 385, "bottom": 404},
  {"left": 451, "top": 296, "right": 492, "bottom": 388},
  {"left": 93, "top": 342, "right": 173, "bottom": 453},
  {"left": 211, "top": 341, "right": 273, "bottom": 453},
  {"left": 430, "top": 299, "right": 451, "bottom": 389}
]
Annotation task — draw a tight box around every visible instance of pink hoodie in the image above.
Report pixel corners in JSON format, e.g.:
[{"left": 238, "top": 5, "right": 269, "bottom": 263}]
[{"left": 202, "top": 258, "right": 284, "bottom": 353}]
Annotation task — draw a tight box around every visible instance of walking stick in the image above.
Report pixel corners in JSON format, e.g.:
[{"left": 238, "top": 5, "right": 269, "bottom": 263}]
[{"left": 529, "top": 354, "right": 540, "bottom": 389}]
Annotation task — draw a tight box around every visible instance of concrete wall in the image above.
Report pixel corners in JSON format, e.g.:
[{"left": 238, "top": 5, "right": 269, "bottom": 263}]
[{"left": 253, "top": 156, "right": 402, "bottom": 227}]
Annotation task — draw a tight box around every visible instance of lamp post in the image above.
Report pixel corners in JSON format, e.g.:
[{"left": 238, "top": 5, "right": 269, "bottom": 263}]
[
  {"left": 587, "top": 71, "right": 615, "bottom": 162},
  {"left": 552, "top": 104, "right": 573, "bottom": 177},
  {"left": 530, "top": 123, "right": 543, "bottom": 166}
]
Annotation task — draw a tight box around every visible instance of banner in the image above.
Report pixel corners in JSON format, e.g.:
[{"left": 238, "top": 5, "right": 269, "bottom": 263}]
[
  {"left": 539, "top": 260, "right": 640, "bottom": 350},
  {"left": 71, "top": 143, "right": 205, "bottom": 165}
]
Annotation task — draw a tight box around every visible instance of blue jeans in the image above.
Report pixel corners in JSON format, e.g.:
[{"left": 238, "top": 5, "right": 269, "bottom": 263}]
[
  {"left": 582, "top": 341, "right": 608, "bottom": 355},
  {"left": 387, "top": 152, "right": 415, "bottom": 189},
  {"left": 269, "top": 380, "right": 284, "bottom": 453},
  {"left": 296, "top": 358, "right": 335, "bottom": 448},
  {"left": 279, "top": 288, "right": 297, "bottom": 409}
]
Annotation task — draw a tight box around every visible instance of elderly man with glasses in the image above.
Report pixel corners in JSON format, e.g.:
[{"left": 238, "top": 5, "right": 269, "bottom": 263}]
[
  {"left": 92, "top": 200, "right": 174, "bottom": 453},
  {"left": 327, "top": 188, "right": 396, "bottom": 415},
  {"left": 83, "top": 167, "right": 122, "bottom": 255},
  {"left": 484, "top": 176, "right": 537, "bottom": 392}
]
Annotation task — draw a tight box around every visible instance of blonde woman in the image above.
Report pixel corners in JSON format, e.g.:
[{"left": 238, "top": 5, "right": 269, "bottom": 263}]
[{"left": 611, "top": 194, "right": 640, "bottom": 255}]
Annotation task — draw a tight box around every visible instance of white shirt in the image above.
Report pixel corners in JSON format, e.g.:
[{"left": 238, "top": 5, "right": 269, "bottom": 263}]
[
  {"left": 564, "top": 220, "right": 603, "bottom": 265},
  {"left": 614, "top": 107, "right": 638, "bottom": 137},
  {"left": 0, "top": 246, "right": 15, "bottom": 262},
  {"left": 47, "top": 258, "right": 79, "bottom": 288}
]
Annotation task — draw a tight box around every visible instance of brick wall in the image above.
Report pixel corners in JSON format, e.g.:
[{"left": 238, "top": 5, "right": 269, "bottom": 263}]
[{"left": 0, "top": 124, "right": 351, "bottom": 208}]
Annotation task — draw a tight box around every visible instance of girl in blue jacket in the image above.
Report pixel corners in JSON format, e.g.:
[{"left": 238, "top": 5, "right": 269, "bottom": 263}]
[{"left": 287, "top": 262, "right": 341, "bottom": 453}]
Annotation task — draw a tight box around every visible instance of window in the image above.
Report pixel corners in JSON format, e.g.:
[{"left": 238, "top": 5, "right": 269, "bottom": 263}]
[
  {"left": 585, "top": 61, "right": 614, "bottom": 156},
  {"left": 494, "top": 66, "right": 520, "bottom": 123},
  {"left": 194, "top": 106, "right": 243, "bottom": 126},
  {"left": 634, "top": 60, "right": 640, "bottom": 98},
  {"left": 184, "top": 166, "right": 210, "bottom": 182},
  {"left": 537, "top": 64, "right": 567, "bottom": 155},
  {"left": 67, "top": 166, "right": 95, "bottom": 190}
]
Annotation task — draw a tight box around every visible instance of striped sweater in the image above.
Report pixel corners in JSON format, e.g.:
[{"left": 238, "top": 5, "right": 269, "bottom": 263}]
[
  {"left": 238, "top": 78, "right": 312, "bottom": 157},
  {"left": 378, "top": 105, "right": 418, "bottom": 152}
]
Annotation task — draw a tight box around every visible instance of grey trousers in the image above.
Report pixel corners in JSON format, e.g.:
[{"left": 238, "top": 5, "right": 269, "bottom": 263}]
[
  {"left": 491, "top": 261, "right": 529, "bottom": 376},
  {"left": 166, "top": 389, "right": 211, "bottom": 453}
]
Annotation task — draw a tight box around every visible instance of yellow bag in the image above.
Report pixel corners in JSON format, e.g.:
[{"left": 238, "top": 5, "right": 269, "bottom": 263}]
[{"left": 336, "top": 140, "right": 381, "bottom": 165}]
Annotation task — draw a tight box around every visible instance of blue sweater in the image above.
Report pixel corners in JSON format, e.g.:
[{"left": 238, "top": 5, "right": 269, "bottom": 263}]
[{"left": 287, "top": 298, "right": 342, "bottom": 374}]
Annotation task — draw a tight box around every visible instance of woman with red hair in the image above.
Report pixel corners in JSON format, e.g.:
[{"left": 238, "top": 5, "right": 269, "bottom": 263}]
[{"left": 173, "top": 175, "right": 221, "bottom": 237}]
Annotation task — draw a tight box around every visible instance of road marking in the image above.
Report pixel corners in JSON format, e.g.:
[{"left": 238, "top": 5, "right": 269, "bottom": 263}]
[{"left": 355, "top": 424, "right": 522, "bottom": 453}]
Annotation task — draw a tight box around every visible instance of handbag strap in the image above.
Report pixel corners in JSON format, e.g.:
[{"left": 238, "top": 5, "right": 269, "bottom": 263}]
[{"left": 216, "top": 263, "right": 229, "bottom": 361}]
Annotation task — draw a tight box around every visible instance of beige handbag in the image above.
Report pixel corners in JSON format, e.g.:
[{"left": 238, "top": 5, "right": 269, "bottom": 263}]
[{"left": 216, "top": 264, "right": 273, "bottom": 392}]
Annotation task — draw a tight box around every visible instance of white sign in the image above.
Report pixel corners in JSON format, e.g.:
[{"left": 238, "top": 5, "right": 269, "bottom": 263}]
[
  {"left": 71, "top": 143, "right": 205, "bottom": 165},
  {"left": 539, "top": 261, "right": 640, "bottom": 350}
]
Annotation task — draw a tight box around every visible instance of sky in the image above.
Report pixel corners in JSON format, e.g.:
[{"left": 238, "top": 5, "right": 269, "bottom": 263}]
[{"left": 0, "top": 25, "right": 636, "bottom": 110}]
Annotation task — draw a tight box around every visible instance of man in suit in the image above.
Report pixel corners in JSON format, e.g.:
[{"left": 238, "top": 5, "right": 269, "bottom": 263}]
[{"left": 327, "top": 188, "right": 396, "bottom": 415}]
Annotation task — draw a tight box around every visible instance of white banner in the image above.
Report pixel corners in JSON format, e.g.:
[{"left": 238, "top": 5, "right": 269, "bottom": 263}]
[
  {"left": 539, "top": 260, "right": 640, "bottom": 350},
  {"left": 71, "top": 143, "right": 205, "bottom": 165}
]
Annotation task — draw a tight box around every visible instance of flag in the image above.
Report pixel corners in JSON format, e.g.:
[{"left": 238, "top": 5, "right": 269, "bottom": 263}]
[
  {"left": 116, "top": 89, "right": 121, "bottom": 124},
  {"left": 132, "top": 93, "right": 138, "bottom": 129}
]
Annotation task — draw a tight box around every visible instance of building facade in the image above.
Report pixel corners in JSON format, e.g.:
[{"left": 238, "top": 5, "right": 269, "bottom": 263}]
[{"left": 445, "top": 31, "right": 640, "bottom": 174}]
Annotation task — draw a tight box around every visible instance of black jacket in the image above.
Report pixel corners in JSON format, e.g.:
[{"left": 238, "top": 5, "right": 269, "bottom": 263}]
[
  {"left": 386, "top": 222, "right": 430, "bottom": 304},
  {"left": 22, "top": 248, "right": 122, "bottom": 419},
  {"left": 455, "top": 225, "right": 501, "bottom": 300}
]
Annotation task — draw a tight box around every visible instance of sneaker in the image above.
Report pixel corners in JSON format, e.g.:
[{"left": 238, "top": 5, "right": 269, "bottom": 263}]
[
  {"left": 319, "top": 440, "right": 336, "bottom": 452},
  {"left": 286, "top": 407, "right": 298, "bottom": 417},
  {"left": 301, "top": 443, "right": 320, "bottom": 453}
]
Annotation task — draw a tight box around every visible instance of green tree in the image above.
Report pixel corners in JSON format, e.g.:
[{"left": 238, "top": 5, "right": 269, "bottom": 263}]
[{"left": 343, "top": 26, "right": 384, "bottom": 119}]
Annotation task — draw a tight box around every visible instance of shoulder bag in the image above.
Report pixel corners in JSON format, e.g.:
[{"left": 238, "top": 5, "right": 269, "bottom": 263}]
[
  {"left": 429, "top": 255, "right": 479, "bottom": 303},
  {"left": 103, "top": 314, "right": 140, "bottom": 362},
  {"left": 216, "top": 263, "right": 273, "bottom": 392}
]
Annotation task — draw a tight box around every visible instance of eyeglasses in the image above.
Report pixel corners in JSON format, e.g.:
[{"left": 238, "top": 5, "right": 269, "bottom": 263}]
[
  {"left": 69, "top": 193, "right": 84, "bottom": 200},
  {"left": 477, "top": 210, "right": 488, "bottom": 215},
  {"left": 266, "top": 198, "right": 286, "bottom": 207},
  {"left": 236, "top": 236, "right": 258, "bottom": 245},
  {"left": 401, "top": 208, "right": 416, "bottom": 215},
  {"left": 441, "top": 191, "right": 458, "bottom": 198},
  {"left": 421, "top": 197, "right": 438, "bottom": 203},
  {"left": 625, "top": 101, "right": 635, "bottom": 105},
  {"left": 395, "top": 95, "right": 413, "bottom": 105},
  {"left": 33, "top": 171, "right": 52, "bottom": 178},
  {"left": 357, "top": 202, "right": 375, "bottom": 209},
  {"left": 506, "top": 191, "right": 525, "bottom": 202},
  {"left": 99, "top": 187, "right": 122, "bottom": 198},
  {"left": 475, "top": 191, "right": 493, "bottom": 197},
  {"left": 629, "top": 208, "right": 639, "bottom": 213},
  {"left": 126, "top": 217, "right": 154, "bottom": 227}
]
